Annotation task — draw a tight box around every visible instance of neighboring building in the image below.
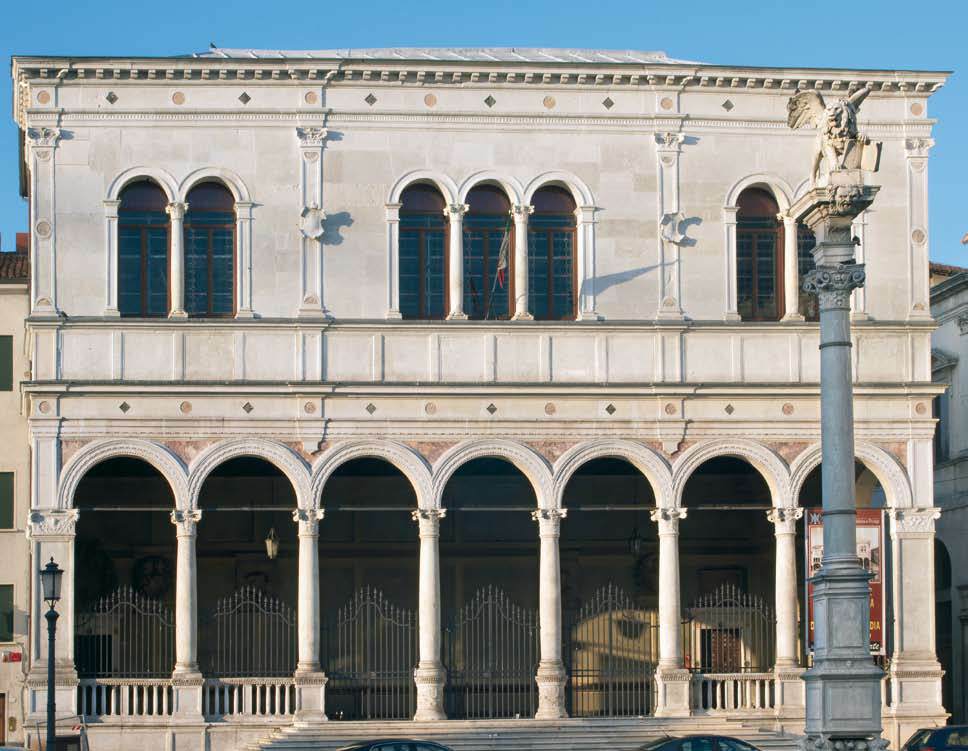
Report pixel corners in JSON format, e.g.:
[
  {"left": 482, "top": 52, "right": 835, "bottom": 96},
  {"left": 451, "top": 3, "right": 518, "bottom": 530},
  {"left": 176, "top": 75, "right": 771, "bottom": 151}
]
[
  {"left": 931, "top": 261, "right": 968, "bottom": 725},
  {"left": 9, "top": 48, "right": 949, "bottom": 751},
  {"left": 0, "top": 241, "right": 30, "bottom": 746}
]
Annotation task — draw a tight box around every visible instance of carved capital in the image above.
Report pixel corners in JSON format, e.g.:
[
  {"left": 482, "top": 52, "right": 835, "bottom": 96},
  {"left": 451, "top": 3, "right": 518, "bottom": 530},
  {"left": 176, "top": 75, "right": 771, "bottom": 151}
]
[
  {"left": 444, "top": 203, "right": 469, "bottom": 219},
  {"left": 512, "top": 204, "right": 534, "bottom": 222},
  {"left": 293, "top": 507, "right": 325, "bottom": 536},
  {"left": 767, "top": 506, "right": 804, "bottom": 534},
  {"left": 654, "top": 131, "right": 685, "bottom": 150},
  {"left": 532, "top": 508, "right": 567, "bottom": 537},
  {"left": 802, "top": 263, "right": 866, "bottom": 309},
  {"left": 650, "top": 507, "right": 687, "bottom": 535},
  {"left": 170, "top": 509, "right": 202, "bottom": 537},
  {"left": 27, "top": 509, "right": 79, "bottom": 539},
  {"left": 957, "top": 312, "right": 968, "bottom": 336},
  {"left": 27, "top": 126, "right": 61, "bottom": 149},
  {"left": 296, "top": 127, "right": 328, "bottom": 147},
  {"left": 904, "top": 138, "right": 934, "bottom": 158},
  {"left": 165, "top": 202, "right": 188, "bottom": 221},
  {"left": 887, "top": 507, "right": 940, "bottom": 536},
  {"left": 412, "top": 508, "right": 446, "bottom": 538}
]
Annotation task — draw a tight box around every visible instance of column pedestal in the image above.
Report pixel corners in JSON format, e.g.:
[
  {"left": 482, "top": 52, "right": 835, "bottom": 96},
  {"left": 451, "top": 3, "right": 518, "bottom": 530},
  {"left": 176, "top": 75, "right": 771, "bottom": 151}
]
[
  {"left": 533, "top": 509, "right": 568, "bottom": 719},
  {"left": 413, "top": 509, "right": 447, "bottom": 720},
  {"left": 651, "top": 507, "right": 691, "bottom": 717}
]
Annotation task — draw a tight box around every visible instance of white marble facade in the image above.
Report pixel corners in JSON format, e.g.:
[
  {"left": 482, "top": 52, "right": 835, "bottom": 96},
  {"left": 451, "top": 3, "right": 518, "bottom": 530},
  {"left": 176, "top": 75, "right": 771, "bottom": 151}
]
[{"left": 10, "top": 48, "right": 949, "bottom": 750}]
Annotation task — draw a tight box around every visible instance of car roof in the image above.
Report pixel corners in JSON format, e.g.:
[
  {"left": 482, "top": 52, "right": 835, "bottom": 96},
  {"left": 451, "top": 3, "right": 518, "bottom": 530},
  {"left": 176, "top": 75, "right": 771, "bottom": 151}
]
[{"left": 335, "top": 742, "right": 450, "bottom": 751}]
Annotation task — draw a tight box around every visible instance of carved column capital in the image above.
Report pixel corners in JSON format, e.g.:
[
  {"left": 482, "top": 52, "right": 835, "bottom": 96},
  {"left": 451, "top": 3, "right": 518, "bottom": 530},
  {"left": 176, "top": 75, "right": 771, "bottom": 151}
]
[
  {"left": 444, "top": 203, "right": 469, "bottom": 220},
  {"left": 532, "top": 508, "right": 567, "bottom": 537},
  {"left": 296, "top": 127, "right": 328, "bottom": 148},
  {"left": 103, "top": 199, "right": 121, "bottom": 219},
  {"left": 650, "top": 507, "right": 687, "bottom": 535},
  {"left": 654, "top": 131, "right": 685, "bottom": 151},
  {"left": 887, "top": 507, "right": 940, "bottom": 536},
  {"left": 170, "top": 509, "right": 202, "bottom": 537},
  {"left": 293, "top": 507, "right": 325, "bottom": 536},
  {"left": 802, "top": 263, "right": 866, "bottom": 309},
  {"left": 26, "top": 126, "right": 61, "bottom": 151},
  {"left": 767, "top": 506, "right": 804, "bottom": 534},
  {"left": 27, "top": 509, "right": 79, "bottom": 540},
  {"left": 904, "top": 138, "right": 935, "bottom": 158},
  {"left": 512, "top": 204, "right": 534, "bottom": 222},
  {"left": 166, "top": 202, "right": 188, "bottom": 221},
  {"left": 412, "top": 508, "right": 446, "bottom": 538}
]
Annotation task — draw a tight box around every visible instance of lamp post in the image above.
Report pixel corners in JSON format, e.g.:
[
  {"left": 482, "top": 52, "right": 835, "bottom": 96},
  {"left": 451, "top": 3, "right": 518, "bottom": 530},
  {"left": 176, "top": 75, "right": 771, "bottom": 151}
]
[{"left": 39, "top": 557, "right": 63, "bottom": 751}]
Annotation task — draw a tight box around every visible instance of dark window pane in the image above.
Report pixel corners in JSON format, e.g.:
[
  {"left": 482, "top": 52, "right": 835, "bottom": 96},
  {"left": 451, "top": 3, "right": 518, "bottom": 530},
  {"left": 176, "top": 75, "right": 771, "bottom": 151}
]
[
  {"left": 0, "top": 473, "right": 12, "bottom": 529},
  {"left": 0, "top": 585, "right": 12, "bottom": 642},
  {"left": 0, "top": 335, "right": 12, "bottom": 391},
  {"left": 119, "top": 181, "right": 167, "bottom": 212},
  {"left": 183, "top": 197, "right": 235, "bottom": 316}
]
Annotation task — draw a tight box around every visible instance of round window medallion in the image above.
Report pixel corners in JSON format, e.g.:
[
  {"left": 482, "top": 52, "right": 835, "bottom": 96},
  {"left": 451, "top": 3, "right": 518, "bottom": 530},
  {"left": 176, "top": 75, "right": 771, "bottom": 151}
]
[
  {"left": 304, "top": 401, "right": 317, "bottom": 414},
  {"left": 424, "top": 402, "right": 437, "bottom": 415},
  {"left": 424, "top": 93, "right": 437, "bottom": 108},
  {"left": 38, "top": 400, "right": 50, "bottom": 414},
  {"left": 911, "top": 228, "right": 926, "bottom": 245},
  {"left": 171, "top": 91, "right": 186, "bottom": 105},
  {"left": 915, "top": 402, "right": 927, "bottom": 415},
  {"left": 304, "top": 91, "right": 318, "bottom": 104},
  {"left": 664, "top": 403, "right": 677, "bottom": 416},
  {"left": 35, "top": 220, "right": 52, "bottom": 239},
  {"left": 660, "top": 96, "right": 674, "bottom": 110},
  {"left": 37, "top": 91, "right": 51, "bottom": 104},
  {"left": 542, "top": 96, "right": 556, "bottom": 110},
  {"left": 179, "top": 401, "right": 192, "bottom": 414},
  {"left": 544, "top": 402, "right": 556, "bottom": 415},
  {"left": 782, "top": 403, "right": 795, "bottom": 415},
  {"left": 910, "top": 102, "right": 924, "bottom": 116}
]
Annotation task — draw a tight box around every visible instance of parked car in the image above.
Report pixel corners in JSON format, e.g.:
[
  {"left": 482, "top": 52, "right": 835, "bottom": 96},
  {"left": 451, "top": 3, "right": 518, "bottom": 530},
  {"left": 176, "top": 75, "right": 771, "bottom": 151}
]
[
  {"left": 902, "top": 727, "right": 968, "bottom": 751},
  {"left": 336, "top": 741, "right": 454, "bottom": 751},
  {"left": 638, "top": 735, "right": 763, "bottom": 751}
]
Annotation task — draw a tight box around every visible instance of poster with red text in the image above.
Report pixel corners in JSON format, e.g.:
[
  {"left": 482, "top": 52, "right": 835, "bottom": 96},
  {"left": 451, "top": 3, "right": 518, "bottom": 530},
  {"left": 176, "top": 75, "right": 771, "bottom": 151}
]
[{"left": 805, "top": 507, "right": 885, "bottom": 654}]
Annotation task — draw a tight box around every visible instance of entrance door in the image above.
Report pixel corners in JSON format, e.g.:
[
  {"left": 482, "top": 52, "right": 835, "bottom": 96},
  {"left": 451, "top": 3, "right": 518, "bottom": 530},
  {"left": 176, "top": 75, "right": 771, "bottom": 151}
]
[{"left": 701, "top": 628, "right": 742, "bottom": 672}]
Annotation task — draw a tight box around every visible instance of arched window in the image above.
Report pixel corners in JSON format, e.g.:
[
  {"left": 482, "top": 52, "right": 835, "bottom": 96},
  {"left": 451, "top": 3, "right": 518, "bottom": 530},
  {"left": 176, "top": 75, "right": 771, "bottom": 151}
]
[
  {"left": 399, "top": 184, "right": 447, "bottom": 320},
  {"left": 184, "top": 182, "right": 235, "bottom": 317},
  {"left": 797, "top": 225, "right": 819, "bottom": 321},
  {"left": 529, "top": 186, "right": 577, "bottom": 320},
  {"left": 118, "top": 181, "right": 169, "bottom": 317},
  {"left": 463, "top": 185, "right": 512, "bottom": 320},
  {"left": 736, "top": 188, "right": 783, "bottom": 322}
]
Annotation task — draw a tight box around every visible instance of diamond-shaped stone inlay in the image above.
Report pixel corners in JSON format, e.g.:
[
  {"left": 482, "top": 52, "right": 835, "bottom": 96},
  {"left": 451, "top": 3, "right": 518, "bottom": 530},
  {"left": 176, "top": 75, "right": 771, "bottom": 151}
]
[
  {"left": 602, "top": 97, "right": 615, "bottom": 110},
  {"left": 364, "top": 93, "right": 377, "bottom": 106},
  {"left": 119, "top": 401, "right": 130, "bottom": 413},
  {"left": 486, "top": 403, "right": 497, "bottom": 414},
  {"left": 721, "top": 99, "right": 734, "bottom": 111},
  {"left": 238, "top": 91, "right": 251, "bottom": 104},
  {"left": 484, "top": 95, "right": 496, "bottom": 108},
  {"left": 105, "top": 91, "right": 118, "bottom": 104},
  {"left": 605, "top": 403, "right": 617, "bottom": 415},
  {"left": 365, "top": 403, "right": 377, "bottom": 414},
  {"left": 242, "top": 402, "right": 254, "bottom": 414},
  {"left": 724, "top": 404, "right": 735, "bottom": 415}
]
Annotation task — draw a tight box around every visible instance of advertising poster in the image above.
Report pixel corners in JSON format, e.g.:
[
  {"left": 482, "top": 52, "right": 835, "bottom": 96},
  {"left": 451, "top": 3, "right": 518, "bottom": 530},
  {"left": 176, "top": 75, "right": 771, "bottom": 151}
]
[{"left": 805, "top": 507, "right": 885, "bottom": 654}]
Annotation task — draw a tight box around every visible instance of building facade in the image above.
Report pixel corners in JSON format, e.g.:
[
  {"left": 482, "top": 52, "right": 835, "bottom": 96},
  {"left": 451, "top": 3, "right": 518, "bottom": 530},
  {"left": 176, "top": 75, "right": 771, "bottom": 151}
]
[{"left": 9, "top": 48, "right": 949, "bottom": 751}]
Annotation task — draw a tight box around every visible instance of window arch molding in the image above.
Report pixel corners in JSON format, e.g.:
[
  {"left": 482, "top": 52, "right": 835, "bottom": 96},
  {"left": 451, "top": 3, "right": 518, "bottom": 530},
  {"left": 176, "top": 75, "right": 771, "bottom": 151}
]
[{"left": 457, "top": 172, "right": 524, "bottom": 206}]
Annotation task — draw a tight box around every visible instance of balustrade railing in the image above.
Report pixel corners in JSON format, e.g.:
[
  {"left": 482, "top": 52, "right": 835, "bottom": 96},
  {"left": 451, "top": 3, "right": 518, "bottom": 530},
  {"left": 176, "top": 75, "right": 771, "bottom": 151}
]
[
  {"left": 78, "top": 678, "right": 173, "bottom": 719},
  {"left": 202, "top": 677, "right": 296, "bottom": 719},
  {"left": 692, "top": 672, "right": 775, "bottom": 712}
]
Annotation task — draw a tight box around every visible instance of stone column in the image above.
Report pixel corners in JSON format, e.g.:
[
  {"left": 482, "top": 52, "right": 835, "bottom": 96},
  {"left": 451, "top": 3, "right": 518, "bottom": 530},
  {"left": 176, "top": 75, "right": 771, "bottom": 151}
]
[
  {"left": 170, "top": 509, "right": 203, "bottom": 719},
  {"left": 651, "top": 507, "right": 691, "bottom": 716},
  {"left": 793, "top": 171, "right": 885, "bottom": 749},
  {"left": 385, "top": 202, "right": 404, "bottom": 319},
  {"left": 532, "top": 508, "right": 567, "bottom": 718},
  {"left": 445, "top": 203, "right": 469, "bottom": 319},
  {"left": 25, "top": 127, "right": 62, "bottom": 317},
  {"left": 722, "top": 206, "right": 742, "bottom": 321},
  {"left": 903, "top": 138, "right": 934, "bottom": 321},
  {"left": 575, "top": 206, "right": 601, "bottom": 320},
  {"left": 511, "top": 204, "right": 533, "bottom": 320},
  {"left": 769, "top": 506, "right": 806, "bottom": 718},
  {"left": 780, "top": 214, "right": 804, "bottom": 321},
  {"left": 293, "top": 508, "right": 327, "bottom": 721},
  {"left": 103, "top": 199, "right": 121, "bottom": 316},
  {"left": 886, "top": 508, "right": 946, "bottom": 743},
  {"left": 234, "top": 201, "right": 255, "bottom": 318},
  {"left": 166, "top": 202, "right": 188, "bottom": 318},
  {"left": 413, "top": 509, "right": 447, "bottom": 720}
]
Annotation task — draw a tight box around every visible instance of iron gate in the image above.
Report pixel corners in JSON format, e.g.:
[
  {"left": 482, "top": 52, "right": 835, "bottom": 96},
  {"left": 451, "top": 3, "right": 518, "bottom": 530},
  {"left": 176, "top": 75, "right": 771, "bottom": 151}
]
[
  {"left": 76, "top": 587, "right": 175, "bottom": 678},
  {"left": 200, "top": 586, "right": 297, "bottom": 677},
  {"left": 444, "top": 586, "right": 539, "bottom": 719},
  {"left": 321, "top": 587, "right": 417, "bottom": 720},
  {"left": 683, "top": 583, "right": 775, "bottom": 673},
  {"left": 564, "top": 584, "right": 659, "bottom": 717}
]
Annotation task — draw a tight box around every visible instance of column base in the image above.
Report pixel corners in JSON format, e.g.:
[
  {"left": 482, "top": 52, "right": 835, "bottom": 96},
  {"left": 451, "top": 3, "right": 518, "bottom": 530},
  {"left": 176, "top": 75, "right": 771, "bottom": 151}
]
[
  {"left": 577, "top": 310, "right": 604, "bottom": 321},
  {"left": 414, "top": 664, "right": 447, "bottom": 721},
  {"left": 294, "top": 670, "right": 328, "bottom": 723},
  {"left": 723, "top": 311, "right": 742, "bottom": 322},
  {"left": 102, "top": 307, "right": 121, "bottom": 318},
  {"left": 775, "top": 665, "right": 806, "bottom": 719},
  {"left": 888, "top": 658, "right": 946, "bottom": 720},
  {"left": 385, "top": 309, "right": 403, "bottom": 320},
  {"left": 235, "top": 307, "right": 258, "bottom": 319},
  {"left": 446, "top": 311, "right": 468, "bottom": 320},
  {"left": 534, "top": 661, "right": 568, "bottom": 719},
  {"left": 653, "top": 667, "right": 691, "bottom": 717},
  {"left": 170, "top": 671, "right": 204, "bottom": 721},
  {"left": 168, "top": 308, "right": 188, "bottom": 319},
  {"left": 781, "top": 313, "right": 806, "bottom": 323},
  {"left": 512, "top": 311, "right": 534, "bottom": 321},
  {"left": 26, "top": 665, "right": 79, "bottom": 720}
]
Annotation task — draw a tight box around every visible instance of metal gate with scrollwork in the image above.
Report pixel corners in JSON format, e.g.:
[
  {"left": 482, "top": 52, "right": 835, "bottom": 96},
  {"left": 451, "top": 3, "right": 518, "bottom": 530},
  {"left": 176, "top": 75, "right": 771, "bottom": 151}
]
[
  {"left": 683, "top": 583, "right": 775, "bottom": 673},
  {"left": 443, "top": 586, "right": 539, "bottom": 719},
  {"left": 564, "top": 584, "right": 659, "bottom": 717},
  {"left": 321, "top": 587, "right": 417, "bottom": 720}
]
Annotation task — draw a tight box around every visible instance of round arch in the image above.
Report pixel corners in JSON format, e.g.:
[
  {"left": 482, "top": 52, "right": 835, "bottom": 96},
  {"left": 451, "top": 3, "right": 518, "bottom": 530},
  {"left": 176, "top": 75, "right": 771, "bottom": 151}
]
[
  {"left": 433, "top": 439, "right": 553, "bottom": 509},
  {"left": 187, "top": 439, "right": 310, "bottom": 510},
  {"left": 311, "top": 440, "right": 434, "bottom": 509},
  {"left": 106, "top": 167, "right": 179, "bottom": 203},
  {"left": 524, "top": 170, "right": 594, "bottom": 207},
  {"left": 58, "top": 439, "right": 188, "bottom": 510},
  {"left": 388, "top": 170, "right": 460, "bottom": 206},
  {"left": 789, "top": 441, "right": 914, "bottom": 509},
  {"left": 458, "top": 172, "right": 525, "bottom": 206},
  {"left": 178, "top": 167, "right": 252, "bottom": 203},
  {"left": 724, "top": 173, "right": 794, "bottom": 213},
  {"left": 553, "top": 440, "right": 672, "bottom": 509},
  {"left": 672, "top": 439, "right": 791, "bottom": 509}
]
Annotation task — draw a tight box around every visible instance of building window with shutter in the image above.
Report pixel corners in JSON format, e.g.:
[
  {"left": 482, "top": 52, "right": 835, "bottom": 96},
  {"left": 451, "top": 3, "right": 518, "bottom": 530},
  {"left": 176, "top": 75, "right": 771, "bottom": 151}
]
[
  {"left": 0, "top": 586, "right": 13, "bottom": 642},
  {"left": 0, "top": 336, "right": 11, "bottom": 391},
  {"left": 0, "top": 474, "right": 12, "bottom": 530}
]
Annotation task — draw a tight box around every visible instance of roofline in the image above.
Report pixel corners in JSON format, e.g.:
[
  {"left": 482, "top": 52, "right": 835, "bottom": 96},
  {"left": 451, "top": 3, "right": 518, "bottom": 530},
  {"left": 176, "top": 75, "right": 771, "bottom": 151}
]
[{"left": 931, "top": 272, "right": 968, "bottom": 306}]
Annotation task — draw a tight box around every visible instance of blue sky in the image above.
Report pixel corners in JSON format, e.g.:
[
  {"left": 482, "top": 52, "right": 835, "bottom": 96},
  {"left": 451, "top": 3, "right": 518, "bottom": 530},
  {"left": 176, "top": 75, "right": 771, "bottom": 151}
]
[{"left": 1, "top": 0, "right": 964, "bottom": 264}]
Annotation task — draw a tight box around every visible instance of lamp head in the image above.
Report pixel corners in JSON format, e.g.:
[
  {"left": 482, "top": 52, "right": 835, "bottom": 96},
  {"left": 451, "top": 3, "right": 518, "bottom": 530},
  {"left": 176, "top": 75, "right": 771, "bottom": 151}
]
[{"left": 40, "top": 557, "right": 63, "bottom": 607}]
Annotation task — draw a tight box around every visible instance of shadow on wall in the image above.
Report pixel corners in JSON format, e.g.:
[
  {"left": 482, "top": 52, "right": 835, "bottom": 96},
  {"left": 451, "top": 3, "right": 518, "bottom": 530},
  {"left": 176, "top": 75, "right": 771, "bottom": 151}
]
[{"left": 322, "top": 211, "right": 354, "bottom": 245}]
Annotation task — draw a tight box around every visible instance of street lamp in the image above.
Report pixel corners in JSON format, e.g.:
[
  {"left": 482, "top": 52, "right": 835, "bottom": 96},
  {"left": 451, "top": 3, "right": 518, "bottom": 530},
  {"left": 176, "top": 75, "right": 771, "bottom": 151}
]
[{"left": 40, "top": 557, "right": 63, "bottom": 751}]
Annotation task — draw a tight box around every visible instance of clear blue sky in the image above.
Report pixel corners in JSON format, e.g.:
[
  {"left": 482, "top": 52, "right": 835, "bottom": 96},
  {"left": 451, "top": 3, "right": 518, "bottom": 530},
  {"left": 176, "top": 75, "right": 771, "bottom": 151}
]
[{"left": 2, "top": 0, "right": 964, "bottom": 264}]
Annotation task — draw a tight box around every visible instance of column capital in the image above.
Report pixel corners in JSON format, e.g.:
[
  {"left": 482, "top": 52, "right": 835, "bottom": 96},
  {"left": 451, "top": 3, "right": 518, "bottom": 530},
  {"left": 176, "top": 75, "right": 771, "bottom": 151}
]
[
  {"left": 532, "top": 508, "right": 567, "bottom": 537},
  {"left": 654, "top": 131, "right": 685, "bottom": 152},
  {"left": 767, "top": 506, "right": 804, "bottom": 534},
  {"left": 165, "top": 202, "right": 188, "bottom": 221},
  {"left": 296, "top": 126, "right": 328, "bottom": 148},
  {"left": 412, "top": 508, "right": 446, "bottom": 537},
  {"left": 904, "top": 137, "right": 935, "bottom": 158},
  {"left": 293, "top": 507, "right": 325, "bottom": 535},
  {"left": 887, "top": 507, "right": 940, "bottom": 536},
  {"left": 170, "top": 509, "right": 202, "bottom": 537},
  {"left": 26, "top": 126, "right": 61, "bottom": 150},
  {"left": 512, "top": 204, "right": 534, "bottom": 222},
  {"left": 27, "top": 509, "right": 79, "bottom": 540},
  {"left": 803, "top": 263, "right": 866, "bottom": 309},
  {"left": 650, "top": 507, "right": 686, "bottom": 534},
  {"left": 102, "top": 199, "right": 121, "bottom": 218},
  {"left": 444, "top": 203, "right": 469, "bottom": 219}
]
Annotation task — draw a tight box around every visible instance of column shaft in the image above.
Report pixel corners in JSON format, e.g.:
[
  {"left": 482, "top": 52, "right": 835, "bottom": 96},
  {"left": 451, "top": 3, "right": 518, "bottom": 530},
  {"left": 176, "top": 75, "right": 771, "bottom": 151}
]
[
  {"left": 294, "top": 509, "right": 324, "bottom": 673},
  {"left": 171, "top": 510, "right": 202, "bottom": 677},
  {"left": 103, "top": 200, "right": 121, "bottom": 316},
  {"left": 781, "top": 215, "right": 803, "bottom": 321},
  {"left": 446, "top": 204, "right": 468, "bottom": 319},
  {"left": 167, "top": 202, "right": 188, "bottom": 318},
  {"left": 769, "top": 507, "right": 803, "bottom": 667},
  {"left": 413, "top": 509, "right": 446, "bottom": 720},
  {"left": 512, "top": 205, "right": 533, "bottom": 320},
  {"left": 651, "top": 507, "right": 690, "bottom": 717},
  {"left": 533, "top": 509, "right": 567, "bottom": 719}
]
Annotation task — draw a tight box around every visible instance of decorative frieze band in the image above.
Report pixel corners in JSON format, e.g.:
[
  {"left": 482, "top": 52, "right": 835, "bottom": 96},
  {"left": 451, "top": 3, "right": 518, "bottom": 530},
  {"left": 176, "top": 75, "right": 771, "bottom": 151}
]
[{"left": 27, "top": 509, "right": 79, "bottom": 539}]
